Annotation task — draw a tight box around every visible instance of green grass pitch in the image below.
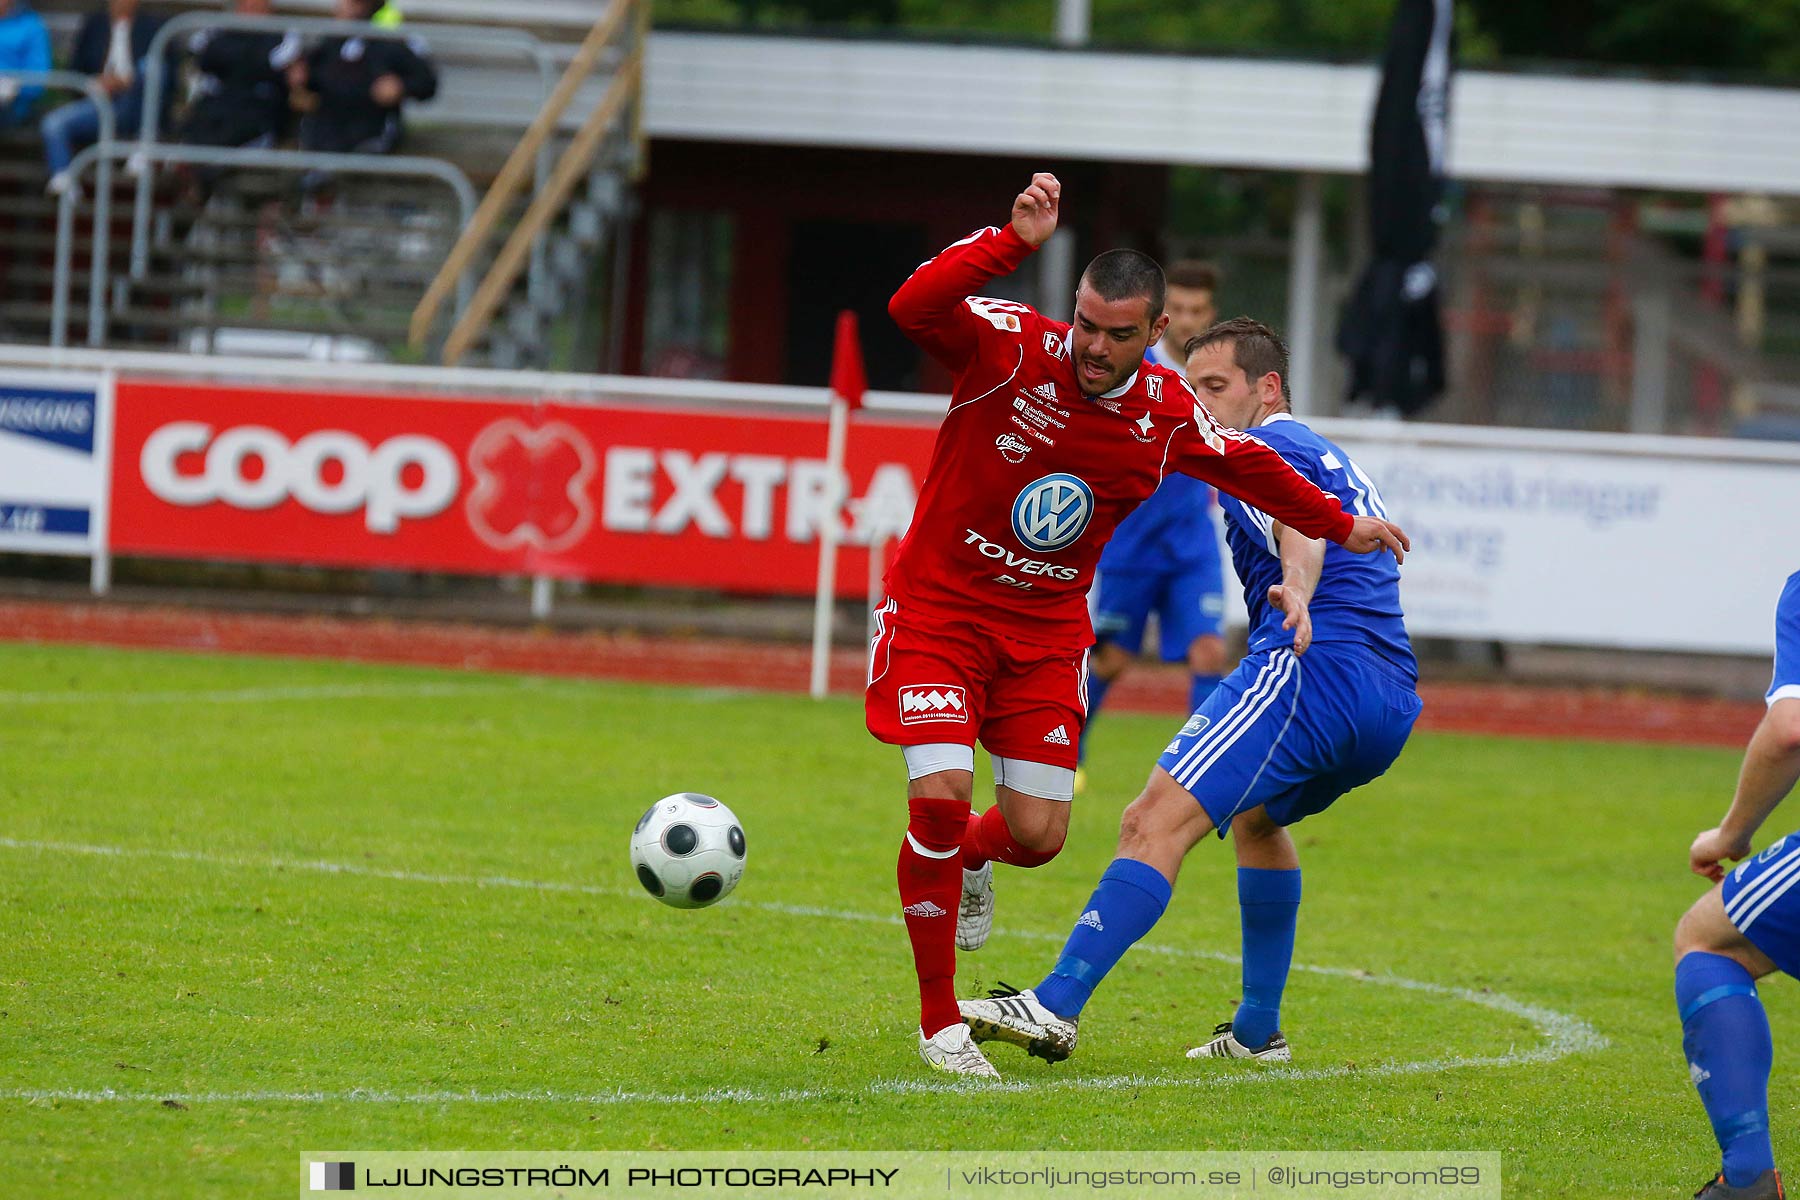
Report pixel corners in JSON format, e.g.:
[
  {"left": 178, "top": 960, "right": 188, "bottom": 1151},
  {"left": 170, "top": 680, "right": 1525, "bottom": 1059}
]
[{"left": 0, "top": 641, "right": 1791, "bottom": 1197}]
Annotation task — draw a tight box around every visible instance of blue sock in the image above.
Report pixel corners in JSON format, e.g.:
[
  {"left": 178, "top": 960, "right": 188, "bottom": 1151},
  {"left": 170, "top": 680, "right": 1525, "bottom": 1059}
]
[
  {"left": 1078, "top": 673, "right": 1114, "bottom": 764},
  {"left": 1232, "top": 867, "right": 1302, "bottom": 1048},
  {"left": 1188, "top": 673, "right": 1223, "bottom": 713},
  {"left": 1035, "top": 858, "right": 1171, "bottom": 1018},
  {"left": 1676, "top": 951, "right": 1775, "bottom": 1188}
]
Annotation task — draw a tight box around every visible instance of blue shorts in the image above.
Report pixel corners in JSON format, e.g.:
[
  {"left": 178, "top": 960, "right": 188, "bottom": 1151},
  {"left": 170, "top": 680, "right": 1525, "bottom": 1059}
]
[
  {"left": 1723, "top": 832, "right": 1800, "bottom": 977},
  {"left": 1155, "top": 646, "right": 1421, "bottom": 836},
  {"left": 1093, "top": 563, "right": 1226, "bottom": 661}
]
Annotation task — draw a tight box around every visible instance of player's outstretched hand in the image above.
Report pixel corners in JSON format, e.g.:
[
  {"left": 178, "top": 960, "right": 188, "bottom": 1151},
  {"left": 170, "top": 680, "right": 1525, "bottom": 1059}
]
[
  {"left": 1267, "top": 584, "right": 1313, "bottom": 655},
  {"left": 1343, "top": 515, "right": 1410, "bottom": 564},
  {"left": 1011, "top": 172, "right": 1061, "bottom": 248},
  {"left": 1690, "top": 826, "right": 1753, "bottom": 882}
]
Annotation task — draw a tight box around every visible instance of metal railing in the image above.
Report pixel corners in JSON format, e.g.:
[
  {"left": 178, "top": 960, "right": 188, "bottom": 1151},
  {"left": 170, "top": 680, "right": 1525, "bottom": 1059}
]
[
  {"left": 0, "top": 70, "right": 117, "bottom": 348},
  {"left": 54, "top": 141, "right": 478, "bottom": 348},
  {"left": 130, "top": 12, "right": 560, "bottom": 286},
  {"left": 411, "top": 0, "right": 643, "bottom": 364}
]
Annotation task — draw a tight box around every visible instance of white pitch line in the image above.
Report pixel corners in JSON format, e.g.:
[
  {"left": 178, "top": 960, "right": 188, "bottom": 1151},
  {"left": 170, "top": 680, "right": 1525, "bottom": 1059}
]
[
  {"left": 0, "top": 837, "right": 1608, "bottom": 1106},
  {"left": 0, "top": 837, "right": 620, "bottom": 895},
  {"left": 0, "top": 682, "right": 532, "bottom": 706}
]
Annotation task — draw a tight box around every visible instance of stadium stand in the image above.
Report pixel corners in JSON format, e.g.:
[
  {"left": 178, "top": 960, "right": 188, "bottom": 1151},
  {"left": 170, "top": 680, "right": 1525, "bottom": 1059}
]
[{"left": 0, "top": 0, "right": 638, "bottom": 366}]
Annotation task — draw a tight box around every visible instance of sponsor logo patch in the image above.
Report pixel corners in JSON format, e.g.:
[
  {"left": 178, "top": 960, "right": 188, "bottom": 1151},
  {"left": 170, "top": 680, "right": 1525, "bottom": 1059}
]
[
  {"left": 1194, "top": 409, "right": 1228, "bottom": 454},
  {"left": 1178, "top": 713, "right": 1210, "bottom": 737},
  {"left": 961, "top": 529, "right": 1080, "bottom": 580},
  {"left": 1012, "top": 396, "right": 1067, "bottom": 429},
  {"left": 1010, "top": 474, "right": 1094, "bottom": 553},
  {"left": 995, "top": 433, "right": 1032, "bottom": 464},
  {"left": 966, "top": 296, "right": 1028, "bottom": 333},
  {"left": 899, "top": 684, "right": 969, "bottom": 725},
  {"left": 1008, "top": 414, "right": 1055, "bottom": 447}
]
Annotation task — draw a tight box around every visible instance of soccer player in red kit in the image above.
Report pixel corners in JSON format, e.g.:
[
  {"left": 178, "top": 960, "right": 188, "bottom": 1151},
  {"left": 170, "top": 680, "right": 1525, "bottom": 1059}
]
[{"left": 873, "top": 172, "right": 1409, "bottom": 1078}]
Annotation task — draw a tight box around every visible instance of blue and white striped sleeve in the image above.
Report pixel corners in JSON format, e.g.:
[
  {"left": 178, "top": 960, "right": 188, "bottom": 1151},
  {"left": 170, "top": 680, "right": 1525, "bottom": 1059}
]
[{"left": 1771, "top": 572, "right": 1800, "bottom": 706}]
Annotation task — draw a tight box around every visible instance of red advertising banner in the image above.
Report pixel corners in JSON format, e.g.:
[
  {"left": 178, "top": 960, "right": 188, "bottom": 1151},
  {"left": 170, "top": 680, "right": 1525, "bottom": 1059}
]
[{"left": 110, "top": 379, "right": 939, "bottom": 594}]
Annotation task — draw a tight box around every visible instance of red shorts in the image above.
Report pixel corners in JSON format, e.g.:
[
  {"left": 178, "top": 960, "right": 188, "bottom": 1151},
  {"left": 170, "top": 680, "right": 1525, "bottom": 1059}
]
[{"left": 864, "top": 598, "right": 1088, "bottom": 770}]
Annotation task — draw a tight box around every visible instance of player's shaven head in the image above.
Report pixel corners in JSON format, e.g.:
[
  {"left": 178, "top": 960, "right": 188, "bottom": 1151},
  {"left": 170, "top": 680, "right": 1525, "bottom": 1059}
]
[
  {"left": 1080, "top": 250, "right": 1166, "bottom": 323},
  {"left": 1186, "top": 317, "right": 1292, "bottom": 406}
]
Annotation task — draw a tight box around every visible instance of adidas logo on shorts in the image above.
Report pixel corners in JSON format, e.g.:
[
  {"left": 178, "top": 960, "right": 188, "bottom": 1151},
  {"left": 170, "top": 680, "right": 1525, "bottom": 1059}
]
[
  {"left": 1043, "top": 725, "right": 1071, "bottom": 746},
  {"left": 902, "top": 900, "right": 949, "bottom": 918}
]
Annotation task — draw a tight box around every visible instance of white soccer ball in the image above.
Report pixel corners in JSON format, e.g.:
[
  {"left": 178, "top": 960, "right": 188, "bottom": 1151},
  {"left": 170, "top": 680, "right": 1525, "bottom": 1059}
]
[{"left": 629, "top": 792, "right": 746, "bottom": 909}]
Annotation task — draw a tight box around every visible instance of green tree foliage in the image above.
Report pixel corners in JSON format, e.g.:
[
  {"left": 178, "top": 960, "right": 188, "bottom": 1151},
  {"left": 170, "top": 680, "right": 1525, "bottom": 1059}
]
[
  {"left": 1464, "top": 0, "right": 1800, "bottom": 76},
  {"left": 653, "top": 0, "right": 1800, "bottom": 75}
]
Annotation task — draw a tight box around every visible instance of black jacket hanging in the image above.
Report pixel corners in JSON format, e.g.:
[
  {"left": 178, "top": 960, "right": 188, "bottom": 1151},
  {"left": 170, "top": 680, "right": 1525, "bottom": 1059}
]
[{"left": 1336, "top": 0, "right": 1453, "bottom": 417}]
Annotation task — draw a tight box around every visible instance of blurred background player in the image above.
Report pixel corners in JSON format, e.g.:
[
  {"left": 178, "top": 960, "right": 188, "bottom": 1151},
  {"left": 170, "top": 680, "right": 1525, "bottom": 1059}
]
[
  {"left": 876, "top": 175, "right": 1408, "bottom": 1079},
  {"left": 1673, "top": 570, "right": 1800, "bottom": 1200},
  {"left": 957, "top": 318, "right": 1419, "bottom": 1068},
  {"left": 1081, "top": 261, "right": 1230, "bottom": 791}
]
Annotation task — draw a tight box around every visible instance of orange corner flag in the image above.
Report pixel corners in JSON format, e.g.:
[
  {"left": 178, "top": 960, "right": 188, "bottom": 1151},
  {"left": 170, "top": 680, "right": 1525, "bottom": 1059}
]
[{"left": 829, "top": 309, "right": 867, "bottom": 411}]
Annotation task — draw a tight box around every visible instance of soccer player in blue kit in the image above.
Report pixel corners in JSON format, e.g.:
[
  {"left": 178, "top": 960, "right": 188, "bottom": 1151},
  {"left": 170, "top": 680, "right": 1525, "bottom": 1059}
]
[
  {"left": 1081, "top": 264, "right": 1231, "bottom": 785},
  {"left": 957, "top": 317, "right": 1421, "bottom": 1064},
  {"left": 1673, "top": 571, "right": 1800, "bottom": 1200}
]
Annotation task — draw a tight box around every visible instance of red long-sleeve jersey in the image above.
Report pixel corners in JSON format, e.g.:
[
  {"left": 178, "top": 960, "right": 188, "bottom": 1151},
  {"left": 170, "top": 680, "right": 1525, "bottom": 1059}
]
[{"left": 885, "top": 224, "right": 1355, "bottom": 650}]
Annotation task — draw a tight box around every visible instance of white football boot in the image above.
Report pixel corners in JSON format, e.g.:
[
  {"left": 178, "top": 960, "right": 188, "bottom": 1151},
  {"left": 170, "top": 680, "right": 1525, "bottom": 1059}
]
[
  {"left": 956, "top": 862, "right": 995, "bottom": 951},
  {"left": 917, "top": 1022, "right": 1000, "bottom": 1079},
  {"left": 1185, "top": 1021, "right": 1292, "bottom": 1062},
  {"left": 957, "top": 984, "right": 1078, "bottom": 1062}
]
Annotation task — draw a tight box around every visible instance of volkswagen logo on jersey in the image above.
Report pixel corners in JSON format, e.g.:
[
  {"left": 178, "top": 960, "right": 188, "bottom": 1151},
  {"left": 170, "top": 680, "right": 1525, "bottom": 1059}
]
[{"left": 1010, "top": 473, "right": 1094, "bottom": 553}]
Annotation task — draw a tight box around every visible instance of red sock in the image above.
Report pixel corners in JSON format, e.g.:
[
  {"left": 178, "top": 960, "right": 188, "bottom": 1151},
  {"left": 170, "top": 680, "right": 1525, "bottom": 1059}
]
[
  {"left": 898, "top": 795, "right": 970, "bottom": 1038},
  {"left": 961, "top": 805, "right": 1064, "bottom": 870}
]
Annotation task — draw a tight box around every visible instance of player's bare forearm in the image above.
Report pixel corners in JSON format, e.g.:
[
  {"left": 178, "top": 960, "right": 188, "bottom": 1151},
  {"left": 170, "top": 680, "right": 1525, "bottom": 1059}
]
[
  {"left": 1274, "top": 522, "right": 1325, "bottom": 603},
  {"left": 1691, "top": 702, "right": 1800, "bottom": 879},
  {"left": 1269, "top": 522, "right": 1322, "bottom": 654},
  {"left": 1721, "top": 701, "right": 1800, "bottom": 844}
]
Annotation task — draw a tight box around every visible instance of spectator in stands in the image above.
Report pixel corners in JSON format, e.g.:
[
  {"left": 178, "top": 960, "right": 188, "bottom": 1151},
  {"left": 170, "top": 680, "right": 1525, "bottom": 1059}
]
[
  {"left": 287, "top": 0, "right": 436, "bottom": 166},
  {"left": 173, "top": 0, "right": 299, "bottom": 199},
  {"left": 178, "top": 0, "right": 297, "bottom": 153},
  {"left": 39, "top": 0, "right": 164, "bottom": 193},
  {"left": 0, "top": 0, "right": 52, "bottom": 129}
]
